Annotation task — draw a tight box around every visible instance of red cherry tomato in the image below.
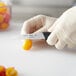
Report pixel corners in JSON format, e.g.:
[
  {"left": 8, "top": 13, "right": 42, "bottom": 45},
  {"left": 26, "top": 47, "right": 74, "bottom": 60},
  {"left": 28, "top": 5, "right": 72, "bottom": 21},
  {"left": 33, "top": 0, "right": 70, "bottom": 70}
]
[{"left": 4, "top": 13, "right": 10, "bottom": 23}]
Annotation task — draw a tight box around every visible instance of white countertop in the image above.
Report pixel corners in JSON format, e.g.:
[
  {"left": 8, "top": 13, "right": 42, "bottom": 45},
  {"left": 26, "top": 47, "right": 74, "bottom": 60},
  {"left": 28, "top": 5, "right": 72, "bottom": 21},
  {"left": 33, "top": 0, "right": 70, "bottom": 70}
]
[{"left": 0, "top": 22, "right": 76, "bottom": 76}]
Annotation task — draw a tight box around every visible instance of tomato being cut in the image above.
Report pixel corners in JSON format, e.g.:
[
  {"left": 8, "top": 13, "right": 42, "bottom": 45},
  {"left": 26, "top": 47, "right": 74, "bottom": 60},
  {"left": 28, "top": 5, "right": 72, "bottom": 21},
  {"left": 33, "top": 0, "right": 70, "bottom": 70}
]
[{"left": 22, "top": 39, "right": 32, "bottom": 50}]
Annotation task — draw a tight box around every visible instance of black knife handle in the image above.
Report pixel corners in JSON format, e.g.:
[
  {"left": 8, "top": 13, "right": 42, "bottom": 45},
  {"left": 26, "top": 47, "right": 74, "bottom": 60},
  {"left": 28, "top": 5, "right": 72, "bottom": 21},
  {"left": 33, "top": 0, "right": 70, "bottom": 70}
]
[{"left": 43, "top": 32, "right": 51, "bottom": 40}]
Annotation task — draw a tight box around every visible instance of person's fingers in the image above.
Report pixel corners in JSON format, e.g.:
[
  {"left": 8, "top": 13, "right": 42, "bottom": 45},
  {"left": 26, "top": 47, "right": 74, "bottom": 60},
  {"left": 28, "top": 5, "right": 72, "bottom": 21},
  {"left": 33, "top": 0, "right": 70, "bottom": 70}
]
[
  {"left": 67, "top": 43, "right": 76, "bottom": 48},
  {"left": 21, "top": 21, "right": 31, "bottom": 35},
  {"left": 48, "top": 21, "right": 57, "bottom": 32},
  {"left": 48, "top": 24, "right": 56, "bottom": 32},
  {"left": 21, "top": 15, "right": 57, "bottom": 35},
  {"left": 47, "top": 30, "right": 58, "bottom": 45},
  {"left": 33, "top": 17, "right": 57, "bottom": 34},
  {"left": 21, "top": 15, "right": 46, "bottom": 35},
  {"left": 45, "top": 17, "right": 57, "bottom": 29},
  {"left": 33, "top": 26, "right": 47, "bottom": 34},
  {"left": 67, "top": 44, "right": 73, "bottom": 48},
  {"left": 55, "top": 40, "right": 66, "bottom": 49},
  {"left": 48, "top": 18, "right": 61, "bottom": 32}
]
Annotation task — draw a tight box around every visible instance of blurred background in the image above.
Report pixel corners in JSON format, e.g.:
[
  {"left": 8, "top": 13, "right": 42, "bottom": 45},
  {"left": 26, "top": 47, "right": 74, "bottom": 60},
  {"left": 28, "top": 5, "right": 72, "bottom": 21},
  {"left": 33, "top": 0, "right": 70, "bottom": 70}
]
[{"left": 11, "top": 0, "right": 76, "bottom": 22}]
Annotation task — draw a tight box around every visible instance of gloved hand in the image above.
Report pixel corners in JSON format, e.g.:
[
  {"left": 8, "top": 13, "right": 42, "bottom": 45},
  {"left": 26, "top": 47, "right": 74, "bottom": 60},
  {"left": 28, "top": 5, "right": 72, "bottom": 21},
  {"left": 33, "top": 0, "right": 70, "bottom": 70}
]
[
  {"left": 47, "top": 6, "right": 76, "bottom": 49},
  {"left": 21, "top": 15, "right": 57, "bottom": 35}
]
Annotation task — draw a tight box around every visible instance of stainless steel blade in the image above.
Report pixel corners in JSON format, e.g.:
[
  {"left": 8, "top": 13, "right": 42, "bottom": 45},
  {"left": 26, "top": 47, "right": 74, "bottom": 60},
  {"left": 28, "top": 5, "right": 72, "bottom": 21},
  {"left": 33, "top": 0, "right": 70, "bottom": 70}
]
[{"left": 18, "top": 33, "right": 45, "bottom": 40}]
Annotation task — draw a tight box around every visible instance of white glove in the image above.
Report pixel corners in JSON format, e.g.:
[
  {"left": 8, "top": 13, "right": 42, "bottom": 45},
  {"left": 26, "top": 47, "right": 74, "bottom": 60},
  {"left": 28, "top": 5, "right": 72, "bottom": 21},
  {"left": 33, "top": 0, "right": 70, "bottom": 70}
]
[
  {"left": 21, "top": 15, "right": 56, "bottom": 35},
  {"left": 47, "top": 6, "right": 76, "bottom": 49}
]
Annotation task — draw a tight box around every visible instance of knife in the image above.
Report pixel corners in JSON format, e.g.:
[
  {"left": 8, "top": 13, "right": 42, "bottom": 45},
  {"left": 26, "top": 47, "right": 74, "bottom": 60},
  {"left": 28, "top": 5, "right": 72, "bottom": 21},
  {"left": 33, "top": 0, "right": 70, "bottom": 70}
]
[{"left": 20, "top": 32, "right": 51, "bottom": 40}]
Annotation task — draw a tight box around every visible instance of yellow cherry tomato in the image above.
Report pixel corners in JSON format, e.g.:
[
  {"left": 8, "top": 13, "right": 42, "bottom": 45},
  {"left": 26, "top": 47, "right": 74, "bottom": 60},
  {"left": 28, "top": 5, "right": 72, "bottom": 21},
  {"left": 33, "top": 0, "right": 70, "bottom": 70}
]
[
  {"left": 0, "top": 22, "right": 9, "bottom": 30},
  {"left": 0, "top": 2, "right": 7, "bottom": 13},
  {"left": 6, "top": 67, "right": 18, "bottom": 76},
  {"left": 0, "top": 14, "right": 4, "bottom": 23},
  {"left": 22, "top": 39, "right": 32, "bottom": 50},
  {"left": 0, "top": 66, "right": 3, "bottom": 72},
  {"left": 0, "top": 66, "right": 6, "bottom": 72}
]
